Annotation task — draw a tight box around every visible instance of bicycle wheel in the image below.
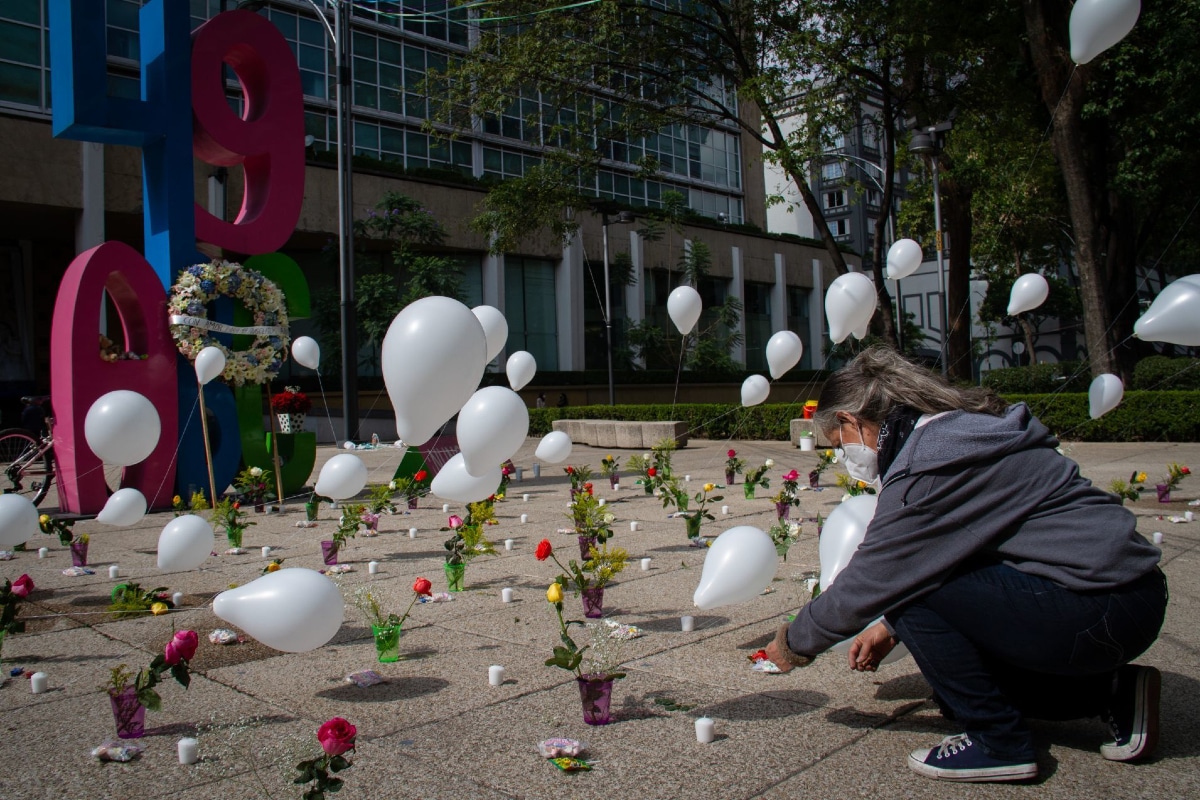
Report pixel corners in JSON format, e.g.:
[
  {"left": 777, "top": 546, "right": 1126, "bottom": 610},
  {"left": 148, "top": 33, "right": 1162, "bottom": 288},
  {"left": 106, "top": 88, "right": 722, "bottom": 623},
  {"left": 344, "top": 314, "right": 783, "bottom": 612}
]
[{"left": 0, "top": 428, "right": 53, "bottom": 506}]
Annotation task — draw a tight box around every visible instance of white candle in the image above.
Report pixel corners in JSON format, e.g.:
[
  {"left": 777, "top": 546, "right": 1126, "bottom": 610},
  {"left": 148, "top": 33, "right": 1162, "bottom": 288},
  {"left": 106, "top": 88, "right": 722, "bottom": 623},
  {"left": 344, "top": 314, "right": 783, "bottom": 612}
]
[
  {"left": 681, "top": 615, "right": 695, "bottom": 632},
  {"left": 630, "top": 521, "right": 639, "bottom": 531},
  {"left": 1153, "top": 531, "right": 1164, "bottom": 545},
  {"left": 501, "top": 587, "right": 514, "bottom": 603},
  {"left": 695, "top": 717, "right": 715, "bottom": 743},
  {"left": 613, "top": 483, "right": 620, "bottom": 491},
  {"left": 522, "top": 493, "right": 529, "bottom": 502},
  {"left": 520, "top": 514, "right": 529, "bottom": 524},
  {"left": 598, "top": 498, "right": 606, "bottom": 507},
  {"left": 108, "top": 565, "right": 120, "bottom": 579},
  {"left": 721, "top": 505, "right": 729, "bottom": 515},
  {"left": 685, "top": 474, "right": 691, "bottom": 482},
  {"left": 37, "top": 547, "right": 48, "bottom": 559},
  {"left": 368, "top": 561, "right": 379, "bottom": 575},
  {"left": 488, "top": 665, "right": 506, "bottom": 686},
  {"left": 30, "top": 672, "right": 48, "bottom": 694},
  {"left": 177, "top": 737, "right": 199, "bottom": 765},
  {"left": 1188, "top": 511, "right": 1195, "bottom": 523},
  {"left": 504, "top": 539, "right": 514, "bottom": 551},
  {"left": 442, "top": 503, "right": 450, "bottom": 513},
  {"left": 172, "top": 592, "right": 184, "bottom": 607},
  {"left": 408, "top": 527, "right": 417, "bottom": 538},
  {"left": 261, "top": 546, "right": 272, "bottom": 558},
  {"left": 640, "top": 557, "right": 651, "bottom": 571}
]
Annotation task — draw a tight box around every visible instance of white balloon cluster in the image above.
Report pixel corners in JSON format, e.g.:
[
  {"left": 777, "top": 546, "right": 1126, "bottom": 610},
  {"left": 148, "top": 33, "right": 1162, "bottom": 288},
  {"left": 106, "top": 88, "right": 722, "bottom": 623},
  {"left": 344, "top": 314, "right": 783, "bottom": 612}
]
[{"left": 825, "top": 272, "right": 877, "bottom": 344}]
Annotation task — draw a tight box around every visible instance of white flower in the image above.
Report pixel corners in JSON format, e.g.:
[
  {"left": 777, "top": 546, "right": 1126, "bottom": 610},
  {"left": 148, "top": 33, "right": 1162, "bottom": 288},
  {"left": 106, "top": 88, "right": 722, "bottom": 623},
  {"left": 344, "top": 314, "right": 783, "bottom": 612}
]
[
  {"left": 643, "top": 452, "right": 651, "bottom": 461},
  {"left": 603, "top": 513, "right": 615, "bottom": 524},
  {"left": 249, "top": 466, "right": 263, "bottom": 477},
  {"left": 388, "top": 481, "right": 397, "bottom": 491},
  {"left": 764, "top": 459, "right": 775, "bottom": 468}
]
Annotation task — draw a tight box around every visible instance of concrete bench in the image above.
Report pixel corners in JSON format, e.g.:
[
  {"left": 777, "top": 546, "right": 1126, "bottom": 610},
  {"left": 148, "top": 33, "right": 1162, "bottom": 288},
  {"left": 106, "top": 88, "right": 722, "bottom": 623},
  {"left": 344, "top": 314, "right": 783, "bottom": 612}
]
[{"left": 551, "top": 419, "right": 688, "bottom": 449}]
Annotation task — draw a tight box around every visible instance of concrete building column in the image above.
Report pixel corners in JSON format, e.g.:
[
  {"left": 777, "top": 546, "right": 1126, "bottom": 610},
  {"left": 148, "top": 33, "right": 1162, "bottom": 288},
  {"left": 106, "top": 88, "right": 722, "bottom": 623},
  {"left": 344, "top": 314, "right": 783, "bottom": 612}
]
[
  {"left": 810, "top": 258, "right": 826, "bottom": 367},
  {"left": 625, "top": 229, "right": 645, "bottom": 367},
  {"left": 770, "top": 252, "right": 787, "bottom": 334},
  {"left": 557, "top": 229, "right": 586, "bottom": 370},
  {"left": 76, "top": 142, "right": 104, "bottom": 254},
  {"left": 729, "top": 245, "right": 745, "bottom": 364},
  {"left": 482, "top": 244, "right": 505, "bottom": 369}
]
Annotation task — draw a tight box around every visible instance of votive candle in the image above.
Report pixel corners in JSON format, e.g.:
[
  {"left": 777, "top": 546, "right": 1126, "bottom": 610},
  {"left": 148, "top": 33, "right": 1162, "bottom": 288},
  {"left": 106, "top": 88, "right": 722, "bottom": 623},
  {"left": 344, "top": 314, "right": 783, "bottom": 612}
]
[
  {"left": 177, "top": 737, "right": 199, "bottom": 765},
  {"left": 368, "top": 561, "right": 380, "bottom": 575},
  {"left": 695, "top": 717, "right": 715, "bottom": 743},
  {"left": 504, "top": 539, "right": 514, "bottom": 551},
  {"left": 108, "top": 565, "right": 120, "bottom": 579},
  {"left": 488, "top": 665, "right": 506, "bottom": 686},
  {"left": 681, "top": 615, "right": 695, "bottom": 632},
  {"left": 30, "top": 672, "right": 48, "bottom": 694},
  {"left": 640, "top": 557, "right": 651, "bottom": 571},
  {"left": 501, "top": 587, "right": 514, "bottom": 603}
]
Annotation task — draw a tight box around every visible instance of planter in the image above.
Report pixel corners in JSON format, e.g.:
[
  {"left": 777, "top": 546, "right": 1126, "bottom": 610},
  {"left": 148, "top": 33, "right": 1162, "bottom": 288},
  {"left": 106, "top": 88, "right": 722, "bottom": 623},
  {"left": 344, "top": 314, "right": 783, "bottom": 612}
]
[
  {"left": 372, "top": 623, "right": 402, "bottom": 663},
  {"left": 109, "top": 686, "right": 146, "bottom": 739},
  {"left": 581, "top": 586, "right": 605, "bottom": 618},
  {"left": 808, "top": 470, "right": 820, "bottom": 489},
  {"left": 578, "top": 535, "right": 599, "bottom": 560},
  {"left": 70, "top": 540, "right": 89, "bottom": 567},
  {"left": 1157, "top": 484, "right": 1171, "bottom": 503},
  {"left": 226, "top": 528, "right": 243, "bottom": 549},
  {"left": 253, "top": 502, "right": 265, "bottom": 514},
  {"left": 444, "top": 562, "right": 465, "bottom": 592},
  {"left": 576, "top": 674, "right": 615, "bottom": 725},
  {"left": 799, "top": 436, "right": 815, "bottom": 452},
  {"left": 407, "top": 497, "right": 419, "bottom": 510},
  {"left": 305, "top": 502, "right": 319, "bottom": 521},
  {"left": 276, "top": 412, "right": 306, "bottom": 434},
  {"left": 775, "top": 502, "right": 791, "bottom": 521},
  {"left": 609, "top": 474, "right": 619, "bottom": 489},
  {"left": 725, "top": 470, "right": 736, "bottom": 485},
  {"left": 320, "top": 540, "right": 339, "bottom": 566},
  {"left": 743, "top": 483, "right": 756, "bottom": 500},
  {"left": 684, "top": 515, "right": 702, "bottom": 540}
]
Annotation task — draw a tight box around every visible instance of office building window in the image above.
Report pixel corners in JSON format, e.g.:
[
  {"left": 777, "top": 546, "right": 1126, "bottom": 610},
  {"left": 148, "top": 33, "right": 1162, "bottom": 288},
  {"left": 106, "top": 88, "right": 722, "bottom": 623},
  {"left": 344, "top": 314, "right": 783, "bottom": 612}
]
[
  {"left": 821, "top": 162, "right": 845, "bottom": 181},
  {"left": 0, "top": 0, "right": 48, "bottom": 111},
  {"left": 824, "top": 190, "right": 846, "bottom": 210},
  {"left": 786, "top": 286, "right": 812, "bottom": 369},
  {"left": 505, "top": 257, "right": 558, "bottom": 370},
  {"left": 743, "top": 281, "right": 773, "bottom": 371}
]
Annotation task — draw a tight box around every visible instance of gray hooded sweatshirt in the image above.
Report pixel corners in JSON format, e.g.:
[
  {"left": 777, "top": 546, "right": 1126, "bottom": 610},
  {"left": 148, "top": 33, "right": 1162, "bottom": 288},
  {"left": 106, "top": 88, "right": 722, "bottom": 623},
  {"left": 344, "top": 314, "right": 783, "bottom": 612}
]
[{"left": 787, "top": 403, "right": 1162, "bottom": 656}]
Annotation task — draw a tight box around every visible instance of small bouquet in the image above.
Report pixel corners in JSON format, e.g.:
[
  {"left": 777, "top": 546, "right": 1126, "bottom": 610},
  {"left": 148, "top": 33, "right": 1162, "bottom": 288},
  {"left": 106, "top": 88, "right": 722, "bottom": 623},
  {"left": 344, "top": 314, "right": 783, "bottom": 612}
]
[
  {"left": 725, "top": 449, "right": 746, "bottom": 477},
  {"left": 352, "top": 577, "right": 432, "bottom": 629},
  {"left": 1163, "top": 463, "right": 1191, "bottom": 492},
  {"left": 189, "top": 489, "right": 210, "bottom": 511},
  {"left": 498, "top": 460, "right": 516, "bottom": 498},
  {"left": 773, "top": 469, "right": 802, "bottom": 507},
  {"left": 767, "top": 521, "right": 801, "bottom": 560},
  {"left": 271, "top": 386, "right": 312, "bottom": 415},
  {"left": 171, "top": 494, "right": 187, "bottom": 516},
  {"left": 1, "top": 574, "right": 34, "bottom": 637},
  {"left": 661, "top": 480, "right": 723, "bottom": 539},
  {"left": 809, "top": 449, "right": 837, "bottom": 487},
  {"left": 366, "top": 483, "right": 396, "bottom": 515},
  {"left": 837, "top": 472, "right": 876, "bottom": 497},
  {"left": 564, "top": 465, "right": 594, "bottom": 493},
  {"left": 442, "top": 504, "right": 497, "bottom": 565},
  {"left": 599, "top": 454, "right": 620, "bottom": 478},
  {"left": 335, "top": 503, "right": 366, "bottom": 547},
  {"left": 744, "top": 459, "right": 774, "bottom": 491},
  {"left": 109, "top": 581, "right": 175, "bottom": 619},
  {"left": 537, "top": 538, "right": 628, "bottom": 596},
  {"left": 211, "top": 497, "right": 255, "bottom": 547},
  {"left": 570, "top": 491, "right": 615, "bottom": 544},
  {"left": 1110, "top": 470, "right": 1147, "bottom": 504},
  {"left": 295, "top": 718, "right": 356, "bottom": 799},
  {"left": 392, "top": 470, "right": 429, "bottom": 507},
  {"left": 234, "top": 465, "right": 275, "bottom": 506},
  {"left": 105, "top": 629, "right": 198, "bottom": 713},
  {"left": 38, "top": 514, "right": 82, "bottom": 546}
]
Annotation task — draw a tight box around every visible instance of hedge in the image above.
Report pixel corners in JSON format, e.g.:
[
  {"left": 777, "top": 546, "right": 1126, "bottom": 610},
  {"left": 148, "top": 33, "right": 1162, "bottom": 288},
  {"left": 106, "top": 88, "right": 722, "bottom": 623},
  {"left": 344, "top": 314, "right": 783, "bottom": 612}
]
[
  {"left": 982, "top": 362, "right": 1089, "bottom": 393},
  {"left": 528, "top": 391, "right": 1200, "bottom": 442},
  {"left": 1131, "top": 356, "right": 1200, "bottom": 391}
]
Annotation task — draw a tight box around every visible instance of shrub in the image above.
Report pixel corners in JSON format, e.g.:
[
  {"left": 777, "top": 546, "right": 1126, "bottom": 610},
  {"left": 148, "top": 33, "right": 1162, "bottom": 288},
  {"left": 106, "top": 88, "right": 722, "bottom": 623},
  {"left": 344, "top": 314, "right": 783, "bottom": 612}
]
[
  {"left": 982, "top": 362, "right": 1088, "bottom": 394},
  {"left": 1130, "top": 356, "right": 1200, "bottom": 391}
]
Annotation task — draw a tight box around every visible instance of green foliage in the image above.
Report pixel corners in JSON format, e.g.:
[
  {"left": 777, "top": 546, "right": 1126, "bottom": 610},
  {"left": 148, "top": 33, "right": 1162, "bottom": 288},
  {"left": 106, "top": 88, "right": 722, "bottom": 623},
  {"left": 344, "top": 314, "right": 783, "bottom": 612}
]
[
  {"left": 1014, "top": 391, "right": 1200, "bottom": 442},
  {"left": 1131, "top": 357, "right": 1200, "bottom": 391},
  {"left": 981, "top": 362, "right": 1089, "bottom": 394}
]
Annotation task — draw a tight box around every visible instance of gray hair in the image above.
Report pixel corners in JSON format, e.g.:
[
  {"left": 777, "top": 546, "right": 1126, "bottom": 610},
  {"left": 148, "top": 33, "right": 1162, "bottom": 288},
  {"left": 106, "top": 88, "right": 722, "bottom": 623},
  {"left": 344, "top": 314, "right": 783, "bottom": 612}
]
[{"left": 813, "top": 347, "right": 1008, "bottom": 434}]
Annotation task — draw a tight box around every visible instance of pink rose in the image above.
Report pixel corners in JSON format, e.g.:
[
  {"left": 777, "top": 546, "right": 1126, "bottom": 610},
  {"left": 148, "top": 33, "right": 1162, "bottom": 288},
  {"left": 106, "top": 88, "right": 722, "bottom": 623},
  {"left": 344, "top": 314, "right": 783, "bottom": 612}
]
[
  {"left": 784, "top": 470, "right": 799, "bottom": 482},
  {"left": 164, "top": 630, "right": 199, "bottom": 665},
  {"left": 727, "top": 449, "right": 737, "bottom": 458},
  {"left": 317, "top": 717, "right": 357, "bottom": 756},
  {"left": 11, "top": 574, "right": 34, "bottom": 598},
  {"left": 448, "top": 515, "right": 463, "bottom": 529}
]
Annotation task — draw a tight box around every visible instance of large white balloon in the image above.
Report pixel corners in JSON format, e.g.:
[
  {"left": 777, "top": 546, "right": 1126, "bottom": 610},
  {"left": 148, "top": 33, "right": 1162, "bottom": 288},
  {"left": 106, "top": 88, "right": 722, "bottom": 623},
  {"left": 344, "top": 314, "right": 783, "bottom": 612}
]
[
  {"left": 97, "top": 488, "right": 148, "bottom": 527},
  {"left": 534, "top": 431, "right": 573, "bottom": 464},
  {"left": 84, "top": 390, "right": 161, "bottom": 467},
  {"left": 194, "top": 346, "right": 226, "bottom": 385},
  {"left": 1070, "top": 0, "right": 1140, "bottom": 65},
  {"left": 886, "top": 239, "right": 923, "bottom": 280},
  {"left": 741, "top": 375, "right": 770, "bottom": 407},
  {"left": 213, "top": 568, "right": 343, "bottom": 653},
  {"left": 314, "top": 453, "right": 368, "bottom": 500},
  {"left": 292, "top": 336, "right": 321, "bottom": 370},
  {"left": 852, "top": 319, "right": 870, "bottom": 340},
  {"left": 825, "top": 272, "right": 877, "bottom": 344},
  {"left": 505, "top": 350, "right": 537, "bottom": 391},
  {"left": 765, "top": 331, "right": 803, "bottom": 379},
  {"left": 693, "top": 526, "right": 779, "bottom": 610},
  {"left": 156, "top": 514, "right": 214, "bottom": 571},
  {"left": 457, "top": 386, "right": 529, "bottom": 476},
  {"left": 1007, "top": 273, "right": 1050, "bottom": 316},
  {"left": 0, "top": 493, "right": 39, "bottom": 548},
  {"left": 1088, "top": 374, "right": 1124, "bottom": 420},
  {"left": 472, "top": 305, "right": 509, "bottom": 363},
  {"left": 667, "top": 285, "right": 703, "bottom": 335},
  {"left": 1133, "top": 278, "right": 1200, "bottom": 346},
  {"left": 430, "top": 453, "right": 502, "bottom": 504},
  {"left": 382, "top": 296, "right": 487, "bottom": 446}
]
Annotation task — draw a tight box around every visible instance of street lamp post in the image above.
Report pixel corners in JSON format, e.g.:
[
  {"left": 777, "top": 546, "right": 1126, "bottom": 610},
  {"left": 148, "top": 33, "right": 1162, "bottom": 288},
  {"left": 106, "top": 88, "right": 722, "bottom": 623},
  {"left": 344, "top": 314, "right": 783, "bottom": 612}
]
[
  {"left": 908, "top": 120, "right": 953, "bottom": 376},
  {"left": 601, "top": 210, "right": 636, "bottom": 406}
]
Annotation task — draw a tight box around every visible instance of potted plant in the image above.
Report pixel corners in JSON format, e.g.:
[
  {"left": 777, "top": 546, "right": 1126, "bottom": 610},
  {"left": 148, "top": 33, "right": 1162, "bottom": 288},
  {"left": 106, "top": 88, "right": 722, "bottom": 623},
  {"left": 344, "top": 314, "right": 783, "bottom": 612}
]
[
  {"left": 324, "top": 503, "right": 364, "bottom": 564},
  {"left": 104, "top": 630, "right": 197, "bottom": 739},
  {"left": 724, "top": 449, "right": 745, "bottom": 485},
  {"left": 366, "top": 483, "right": 397, "bottom": 516},
  {"left": 304, "top": 492, "right": 329, "bottom": 522},
  {"left": 536, "top": 538, "right": 627, "bottom": 619},
  {"left": 772, "top": 470, "right": 802, "bottom": 520},
  {"left": 39, "top": 514, "right": 89, "bottom": 566},
  {"left": 799, "top": 430, "right": 816, "bottom": 452},
  {"left": 599, "top": 454, "right": 621, "bottom": 489},
  {"left": 441, "top": 501, "right": 497, "bottom": 591},
  {"left": 809, "top": 449, "right": 837, "bottom": 488},
  {"left": 544, "top": 580, "right": 627, "bottom": 726},
  {"left": 1157, "top": 463, "right": 1190, "bottom": 503},
  {"left": 498, "top": 460, "right": 516, "bottom": 499},
  {"left": 295, "top": 717, "right": 357, "bottom": 799},
  {"left": 1110, "top": 471, "right": 1148, "bottom": 505},
  {"left": 570, "top": 491, "right": 616, "bottom": 558},
  {"left": 271, "top": 385, "right": 312, "bottom": 433},
  {"left": 661, "top": 480, "right": 722, "bottom": 542},
  {"left": 768, "top": 521, "right": 801, "bottom": 560},
  {"left": 351, "top": 577, "right": 432, "bottom": 662},
  {"left": 1, "top": 574, "right": 34, "bottom": 660},
  {"left": 233, "top": 465, "right": 275, "bottom": 512},
  {"left": 743, "top": 459, "right": 773, "bottom": 499},
  {"left": 391, "top": 470, "right": 429, "bottom": 510},
  {"left": 211, "top": 497, "right": 254, "bottom": 551},
  {"left": 563, "top": 465, "right": 594, "bottom": 499}
]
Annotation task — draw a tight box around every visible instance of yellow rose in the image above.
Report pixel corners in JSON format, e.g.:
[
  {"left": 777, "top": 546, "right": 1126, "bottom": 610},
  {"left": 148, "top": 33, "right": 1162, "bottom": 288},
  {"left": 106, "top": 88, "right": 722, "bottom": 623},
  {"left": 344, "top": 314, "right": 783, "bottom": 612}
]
[
  {"left": 546, "top": 583, "right": 564, "bottom": 604},
  {"left": 266, "top": 562, "right": 281, "bottom": 573},
  {"left": 703, "top": 483, "right": 715, "bottom": 492},
  {"left": 150, "top": 602, "right": 169, "bottom": 616},
  {"left": 39, "top": 514, "right": 50, "bottom": 526},
  {"left": 1136, "top": 472, "right": 1147, "bottom": 483}
]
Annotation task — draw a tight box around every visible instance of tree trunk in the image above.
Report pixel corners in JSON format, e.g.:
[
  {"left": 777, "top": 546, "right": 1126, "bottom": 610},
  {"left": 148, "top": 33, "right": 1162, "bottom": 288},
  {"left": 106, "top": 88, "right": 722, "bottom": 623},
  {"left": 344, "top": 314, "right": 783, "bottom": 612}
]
[
  {"left": 942, "top": 173, "right": 974, "bottom": 382},
  {"left": 868, "top": 63, "right": 899, "bottom": 351},
  {"left": 1023, "top": 0, "right": 1117, "bottom": 378}
]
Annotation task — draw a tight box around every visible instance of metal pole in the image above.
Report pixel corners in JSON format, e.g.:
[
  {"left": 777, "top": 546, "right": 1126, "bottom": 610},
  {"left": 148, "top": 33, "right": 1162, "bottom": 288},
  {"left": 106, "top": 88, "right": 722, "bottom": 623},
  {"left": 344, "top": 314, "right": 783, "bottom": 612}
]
[
  {"left": 334, "top": 1, "right": 359, "bottom": 442},
  {"left": 929, "top": 156, "right": 948, "bottom": 377},
  {"left": 602, "top": 215, "right": 615, "bottom": 406}
]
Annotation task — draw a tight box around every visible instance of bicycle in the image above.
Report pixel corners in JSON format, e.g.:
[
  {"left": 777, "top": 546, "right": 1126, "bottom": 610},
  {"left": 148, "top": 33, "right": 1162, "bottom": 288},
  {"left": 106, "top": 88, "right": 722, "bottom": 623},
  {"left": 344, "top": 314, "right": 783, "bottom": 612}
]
[{"left": 0, "top": 395, "right": 56, "bottom": 507}]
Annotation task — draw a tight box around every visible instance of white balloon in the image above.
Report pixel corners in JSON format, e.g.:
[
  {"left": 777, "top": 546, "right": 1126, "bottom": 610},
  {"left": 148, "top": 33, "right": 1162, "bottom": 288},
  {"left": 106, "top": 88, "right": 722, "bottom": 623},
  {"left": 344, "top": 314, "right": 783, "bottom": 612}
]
[
  {"left": 213, "top": 568, "right": 343, "bottom": 653},
  {"left": 740, "top": 375, "right": 770, "bottom": 407},
  {"left": 817, "top": 494, "right": 909, "bottom": 665},
  {"left": 472, "top": 304, "right": 509, "bottom": 363},
  {"left": 1133, "top": 277, "right": 1200, "bottom": 346},
  {"left": 1070, "top": 0, "right": 1140, "bottom": 64},
  {"left": 886, "top": 238, "right": 923, "bottom": 280},
  {"left": 0, "top": 493, "right": 39, "bottom": 548},
  {"left": 84, "top": 390, "right": 161, "bottom": 467},
  {"left": 693, "top": 526, "right": 779, "bottom": 610},
  {"left": 314, "top": 453, "right": 368, "bottom": 500},
  {"left": 1007, "top": 273, "right": 1050, "bottom": 316},
  {"left": 430, "top": 453, "right": 502, "bottom": 504},
  {"left": 765, "top": 331, "right": 803, "bottom": 379},
  {"left": 1088, "top": 374, "right": 1124, "bottom": 420},
  {"left": 97, "top": 488, "right": 148, "bottom": 527},
  {"left": 667, "top": 285, "right": 703, "bottom": 335},
  {"left": 852, "top": 319, "right": 870, "bottom": 340},
  {"left": 156, "top": 514, "right": 214, "bottom": 571},
  {"left": 825, "top": 272, "right": 877, "bottom": 344},
  {"left": 292, "top": 336, "right": 321, "bottom": 370},
  {"left": 457, "top": 386, "right": 529, "bottom": 476},
  {"left": 194, "top": 346, "right": 226, "bottom": 385},
  {"left": 382, "top": 296, "right": 487, "bottom": 446},
  {"left": 534, "top": 431, "right": 573, "bottom": 464},
  {"left": 505, "top": 350, "right": 537, "bottom": 391}
]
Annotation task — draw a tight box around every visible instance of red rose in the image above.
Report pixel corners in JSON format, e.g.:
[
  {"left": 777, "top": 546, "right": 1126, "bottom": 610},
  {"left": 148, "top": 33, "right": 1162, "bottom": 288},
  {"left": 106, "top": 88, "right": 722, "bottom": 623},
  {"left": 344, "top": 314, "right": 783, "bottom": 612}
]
[
  {"left": 11, "top": 574, "right": 34, "bottom": 598},
  {"left": 1184, "top": 467, "right": 1192, "bottom": 475},
  {"left": 413, "top": 577, "right": 432, "bottom": 596},
  {"left": 414, "top": 470, "right": 428, "bottom": 482},
  {"left": 728, "top": 449, "right": 737, "bottom": 458},
  {"left": 233, "top": 501, "right": 241, "bottom": 509},
  {"left": 535, "top": 539, "right": 553, "bottom": 561},
  {"left": 647, "top": 467, "right": 657, "bottom": 477},
  {"left": 164, "top": 630, "right": 198, "bottom": 665},
  {"left": 317, "top": 717, "right": 357, "bottom": 756},
  {"left": 565, "top": 466, "right": 574, "bottom": 474}
]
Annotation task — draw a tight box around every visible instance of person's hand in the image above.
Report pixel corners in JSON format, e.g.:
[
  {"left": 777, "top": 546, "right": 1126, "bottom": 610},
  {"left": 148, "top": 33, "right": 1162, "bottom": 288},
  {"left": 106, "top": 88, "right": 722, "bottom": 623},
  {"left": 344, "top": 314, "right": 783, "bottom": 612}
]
[
  {"left": 762, "top": 636, "right": 797, "bottom": 673},
  {"left": 848, "top": 622, "right": 897, "bottom": 672}
]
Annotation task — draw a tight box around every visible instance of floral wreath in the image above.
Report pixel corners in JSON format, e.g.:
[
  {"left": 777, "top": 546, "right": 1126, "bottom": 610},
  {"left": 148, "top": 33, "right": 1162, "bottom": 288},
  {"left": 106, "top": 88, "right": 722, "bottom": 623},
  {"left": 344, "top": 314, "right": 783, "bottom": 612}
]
[{"left": 168, "top": 259, "right": 290, "bottom": 386}]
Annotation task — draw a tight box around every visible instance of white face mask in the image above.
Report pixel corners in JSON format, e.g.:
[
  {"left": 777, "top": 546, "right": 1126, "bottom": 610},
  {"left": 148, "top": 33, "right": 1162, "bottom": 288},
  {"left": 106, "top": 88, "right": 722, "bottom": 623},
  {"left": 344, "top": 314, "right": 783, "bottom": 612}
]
[{"left": 836, "top": 422, "right": 881, "bottom": 488}]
